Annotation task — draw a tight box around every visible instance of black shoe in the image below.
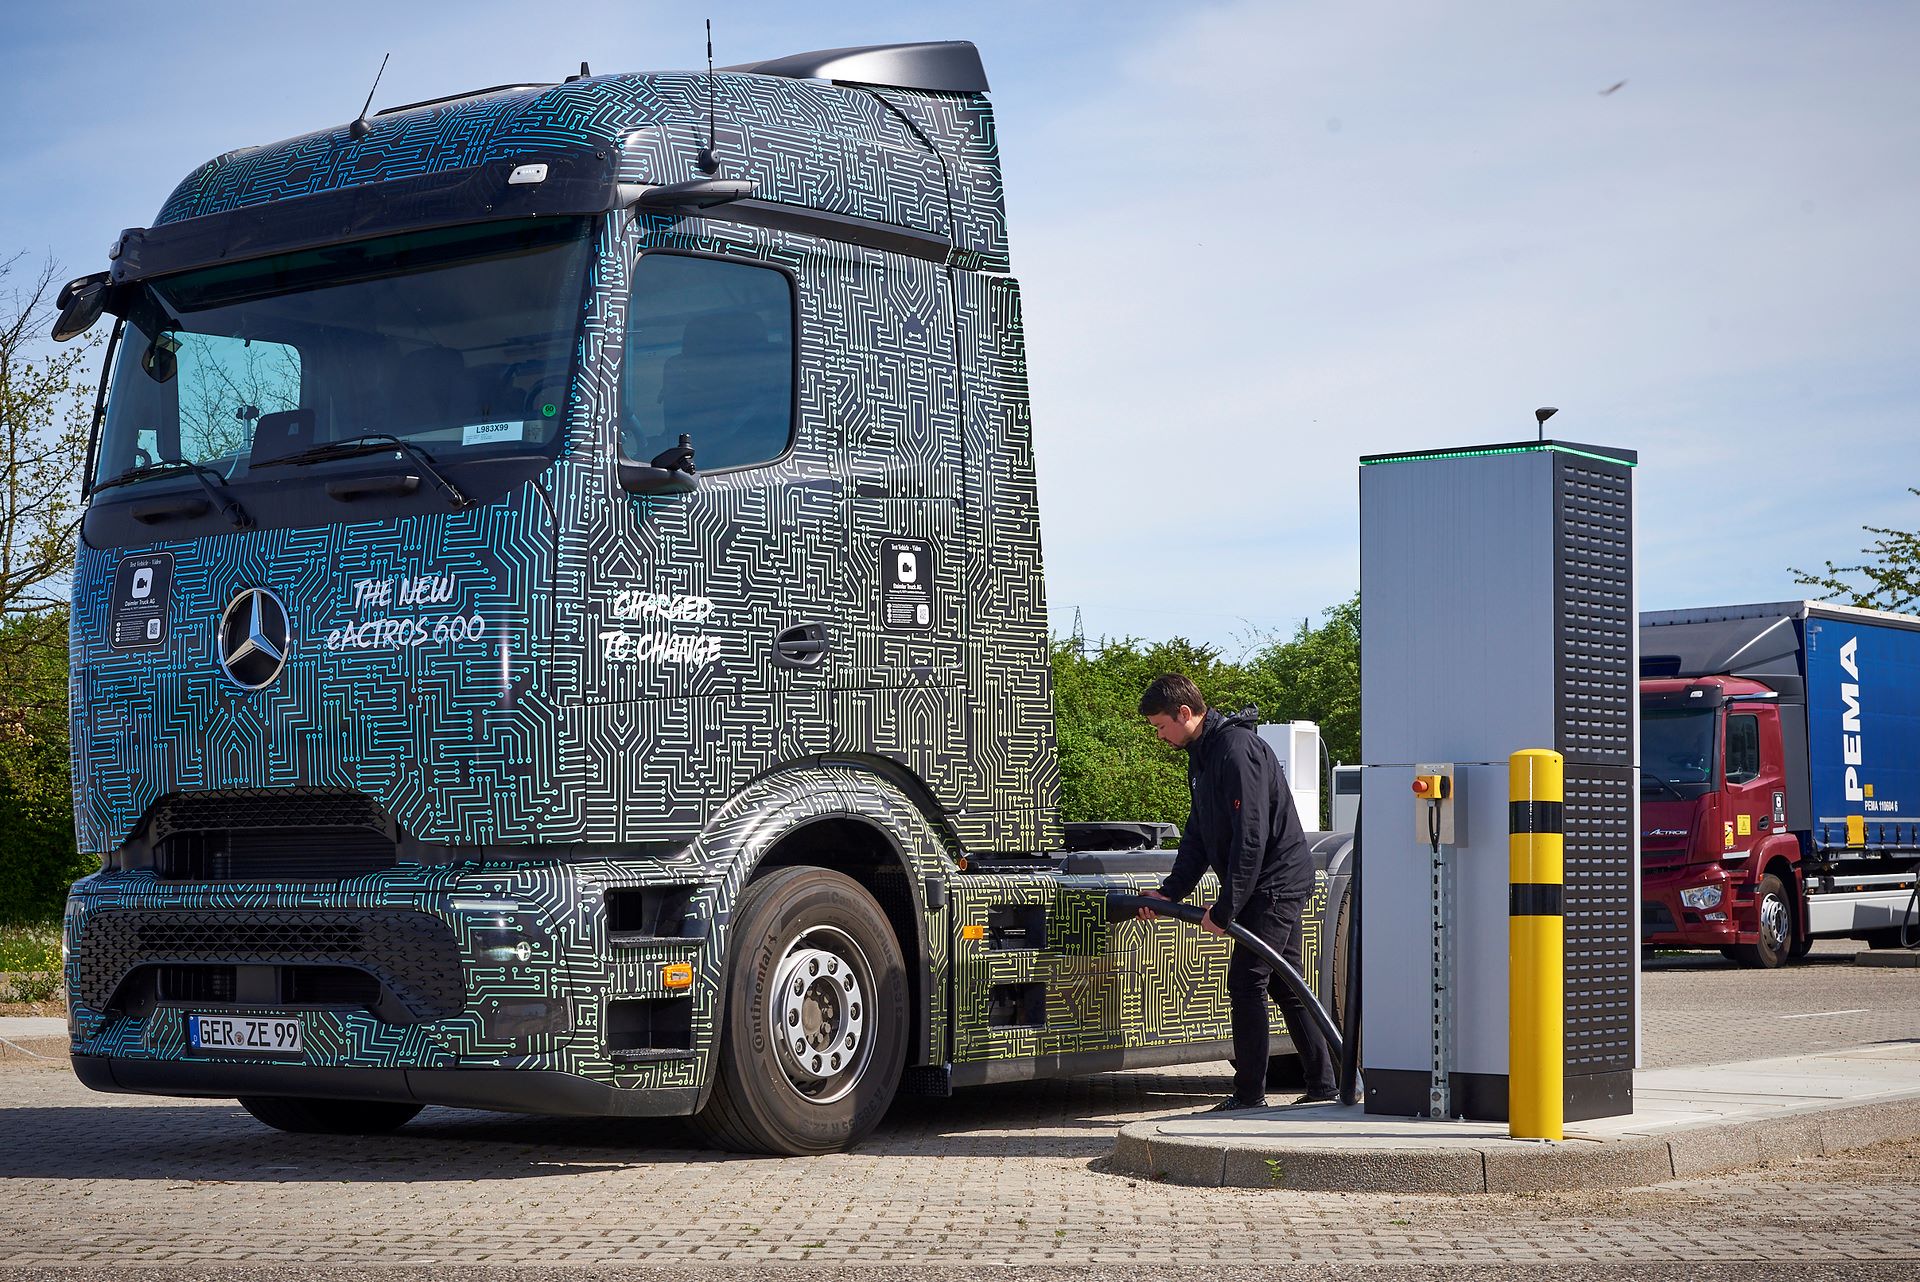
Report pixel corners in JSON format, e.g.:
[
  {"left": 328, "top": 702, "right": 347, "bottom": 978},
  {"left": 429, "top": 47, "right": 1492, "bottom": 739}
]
[
  {"left": 1206, "top": 1094, "right": 1268, "bottom": 1113},
  {"left": 1293, "top": 1091, "right": 1339, "bottom": 1105}
]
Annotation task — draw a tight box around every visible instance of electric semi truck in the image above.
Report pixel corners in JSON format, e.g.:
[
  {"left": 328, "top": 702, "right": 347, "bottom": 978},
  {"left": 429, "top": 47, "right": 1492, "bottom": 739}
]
[
  {"left": 1640, "top": 601, "right": 1920, "bottom": 966},
  {"left": 50, "top": 40, "right": 1348, "bottom": 1154}
]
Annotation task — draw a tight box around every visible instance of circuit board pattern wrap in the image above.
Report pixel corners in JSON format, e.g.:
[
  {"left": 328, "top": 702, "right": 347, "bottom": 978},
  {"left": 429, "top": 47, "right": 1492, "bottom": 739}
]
[{"left": 65, "top": 59, "right": 1332, "bottom": 1110}]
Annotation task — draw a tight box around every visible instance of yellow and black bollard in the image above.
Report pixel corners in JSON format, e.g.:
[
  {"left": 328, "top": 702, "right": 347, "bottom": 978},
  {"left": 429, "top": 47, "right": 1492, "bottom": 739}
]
[{"left": 1508, "top": 748, "right": 1564, "bottom": 1140}]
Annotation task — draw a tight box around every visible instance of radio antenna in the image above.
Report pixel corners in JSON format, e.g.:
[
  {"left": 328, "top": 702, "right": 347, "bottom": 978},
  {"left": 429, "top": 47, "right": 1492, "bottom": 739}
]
[
  {"left": 696, "top": 19, "right": 720, "bottom": 174},
  {"left": 349, "top": 52, "right": 391, "bottom": 140}
]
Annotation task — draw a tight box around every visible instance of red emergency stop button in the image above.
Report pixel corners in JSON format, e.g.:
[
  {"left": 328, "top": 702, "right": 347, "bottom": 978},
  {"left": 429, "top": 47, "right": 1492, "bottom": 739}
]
[{"left": 1412, "top": 777, "right": 1432, "bottom": 795}]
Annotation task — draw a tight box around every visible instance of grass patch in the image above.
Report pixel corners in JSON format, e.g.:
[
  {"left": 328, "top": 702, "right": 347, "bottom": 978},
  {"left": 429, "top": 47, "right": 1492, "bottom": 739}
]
[{"left": 0, "top": 921, "right": 60, "bottom": 973}]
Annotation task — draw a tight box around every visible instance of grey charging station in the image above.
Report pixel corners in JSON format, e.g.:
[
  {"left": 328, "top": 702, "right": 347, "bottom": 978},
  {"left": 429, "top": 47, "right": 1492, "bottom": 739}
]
[{"left": 1358, "top": 441, "right": 1639, "bottom": 1122}]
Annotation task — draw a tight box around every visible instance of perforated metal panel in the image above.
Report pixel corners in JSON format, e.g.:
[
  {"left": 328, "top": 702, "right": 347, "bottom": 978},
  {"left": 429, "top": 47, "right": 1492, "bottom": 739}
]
[
  {"left": 1554, "top": 457, "right": 1634, "bottom": 766},
  {"left": 1554, "top": 455, "right": 1636, "bottom": 1094},
  {"left": 1562, "top": 766, "right": 1635, "bottom": 1075}
]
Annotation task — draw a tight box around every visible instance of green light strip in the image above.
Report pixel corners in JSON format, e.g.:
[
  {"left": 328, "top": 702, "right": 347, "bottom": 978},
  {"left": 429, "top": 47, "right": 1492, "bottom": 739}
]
[{"left": 1360, "top": 443, "right": 1636, "bottom": 468}]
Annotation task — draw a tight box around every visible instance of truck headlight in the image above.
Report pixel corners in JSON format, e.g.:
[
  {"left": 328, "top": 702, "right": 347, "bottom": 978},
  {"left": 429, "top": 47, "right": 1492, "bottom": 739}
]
[{"left": 1679, "top": 884, "right": 1723, "bottom": 910}]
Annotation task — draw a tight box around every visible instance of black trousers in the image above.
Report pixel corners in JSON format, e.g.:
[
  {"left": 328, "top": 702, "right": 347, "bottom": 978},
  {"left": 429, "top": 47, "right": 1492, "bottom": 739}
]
[{"left": 1227, "top": 890, "right": 1336, "bottom": 1102}]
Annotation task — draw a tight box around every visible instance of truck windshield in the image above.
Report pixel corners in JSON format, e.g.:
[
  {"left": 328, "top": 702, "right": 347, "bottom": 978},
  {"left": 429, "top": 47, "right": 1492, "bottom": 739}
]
[
  {"left": 91, "top": 218, "right": 592, "bottom": 492},
  {"left": 1641, "top": 708, "right": 1719, "bottom": 798}
]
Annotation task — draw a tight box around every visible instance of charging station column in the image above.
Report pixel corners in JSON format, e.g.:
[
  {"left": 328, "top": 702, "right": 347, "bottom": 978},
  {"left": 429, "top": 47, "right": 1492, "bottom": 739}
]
[{"left": 1357, "top": 440, "right": 1639, "bottom": 1123}]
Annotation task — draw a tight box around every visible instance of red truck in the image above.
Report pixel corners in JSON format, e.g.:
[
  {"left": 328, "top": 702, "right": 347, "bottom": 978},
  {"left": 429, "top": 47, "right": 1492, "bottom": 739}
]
[{"left": 1640, "top": 602, "right": 1920, "bottom": 966}]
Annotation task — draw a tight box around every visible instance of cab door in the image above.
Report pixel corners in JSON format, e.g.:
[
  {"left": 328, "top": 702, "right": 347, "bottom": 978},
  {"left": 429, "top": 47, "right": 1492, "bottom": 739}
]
[
  {"left": 565, "top": 239, "right": 847, "bottom": 837},
  {"left": 1721, "top": 709, "right": 1772, "bottom": 855}
]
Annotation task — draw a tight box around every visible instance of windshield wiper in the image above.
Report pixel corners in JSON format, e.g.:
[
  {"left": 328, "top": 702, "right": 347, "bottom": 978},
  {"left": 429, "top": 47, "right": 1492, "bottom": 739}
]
[
  {"left": 252, "top": 434, "right": 470, "bottom": 509},
  {"left": 1641, "top": 772, "right": 1689, "bottom": 801},
  {"left": 93, "top": 460, "right": 252, "bottom": 530}
]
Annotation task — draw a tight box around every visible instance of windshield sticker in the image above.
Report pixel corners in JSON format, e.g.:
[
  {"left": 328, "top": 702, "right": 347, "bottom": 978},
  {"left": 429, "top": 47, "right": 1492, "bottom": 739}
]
[
  {"left": 109, "top": 553, "right": 174, "bottom": 650},
  {"left": 461, "top": 420, "right": 526, "bottom": 447}
]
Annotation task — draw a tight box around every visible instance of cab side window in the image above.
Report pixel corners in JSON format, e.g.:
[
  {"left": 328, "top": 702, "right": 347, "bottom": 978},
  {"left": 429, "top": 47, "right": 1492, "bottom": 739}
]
[
  {"left": 1725, "top": 713, "right": 1761, "bottom": 785},
  {"left": 620, "top": 254, "right": 794, "bottom": 473}
]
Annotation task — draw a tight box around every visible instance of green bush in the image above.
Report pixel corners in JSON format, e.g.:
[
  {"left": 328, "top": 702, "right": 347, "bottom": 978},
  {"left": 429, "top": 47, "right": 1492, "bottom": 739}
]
[
  {"left": 0, "top": 610, "right": 87, "bottom": 925},
  {"left": 1050, "top": 595, "right": 1359, "bottom": 830},
  {"left": 0, "top": 921, "right": 60, "bottom": 972}
]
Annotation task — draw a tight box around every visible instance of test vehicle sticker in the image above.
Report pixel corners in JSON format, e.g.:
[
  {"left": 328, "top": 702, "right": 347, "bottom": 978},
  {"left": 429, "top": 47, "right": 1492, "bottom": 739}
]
[
  {"left": 881, "top": 538, "right": 934, "bottom": 632},
  {"left": 108, "top": 553, "right": 173, "bottom": 650}
]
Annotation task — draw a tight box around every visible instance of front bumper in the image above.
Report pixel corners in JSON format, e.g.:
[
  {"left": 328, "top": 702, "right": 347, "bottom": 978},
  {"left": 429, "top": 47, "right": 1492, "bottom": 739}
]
[
  {"left": 63, "top": 860, "right": 713, "bottom": 1115},
  {"left": 1641, "top": 860, "right": 1753, "bottom": 948},
  {"left": 72, "top": 1055, "right": 700, "bottom": 1116}
]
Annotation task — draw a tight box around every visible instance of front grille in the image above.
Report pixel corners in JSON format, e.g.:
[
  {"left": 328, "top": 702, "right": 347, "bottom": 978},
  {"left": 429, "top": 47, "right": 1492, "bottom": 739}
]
[
  {"left": 149, "top": 790, "right": 386, "bottom": 838},
  {"left": 142, "top": 790, "right": 400, "bottom": 883},
  {"left": 155, "top": 963, "right": 236, "bottom": 1003},
  {"left": 282, "top": 966, "right": 381, "bottom": 1007},
  {"left": 79, "top": 908, "right": 462, "bottom": 1023},
  {"left": 155, "top": 830, "right": 397, "bottom": 882}
]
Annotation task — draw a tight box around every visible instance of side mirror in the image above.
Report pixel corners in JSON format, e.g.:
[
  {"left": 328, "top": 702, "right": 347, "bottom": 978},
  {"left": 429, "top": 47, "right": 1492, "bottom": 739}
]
[
  {"left": 618, "top": 433, "right": 700, "bottom": 496},
  {"left": 141, "top": 333, "right": 181, "bottom": 384},
  {"left": 52, "top": 273, "right": 111, "bottom": 342}
]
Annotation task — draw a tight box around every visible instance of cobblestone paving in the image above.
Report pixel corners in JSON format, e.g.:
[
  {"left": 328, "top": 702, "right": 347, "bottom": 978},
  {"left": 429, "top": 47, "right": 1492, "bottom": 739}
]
[
  {"left": 1641, "top": 942, "right": 1920, "bottom": 1065},
  {"left": 1, "top": 949, "right": 1913, "bottom": 1269}
]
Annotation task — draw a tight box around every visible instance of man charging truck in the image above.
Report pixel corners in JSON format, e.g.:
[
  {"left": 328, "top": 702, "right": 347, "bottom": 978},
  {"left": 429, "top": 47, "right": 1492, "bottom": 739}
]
[{"left": 50, "top": 40, "right": 1349, "bottom": 1154}]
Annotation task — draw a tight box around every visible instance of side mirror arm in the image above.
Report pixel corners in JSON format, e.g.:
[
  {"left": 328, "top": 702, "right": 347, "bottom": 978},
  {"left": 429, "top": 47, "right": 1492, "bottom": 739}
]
[{"left": 618, "top": 434, "right": 700, "bottom": 496}]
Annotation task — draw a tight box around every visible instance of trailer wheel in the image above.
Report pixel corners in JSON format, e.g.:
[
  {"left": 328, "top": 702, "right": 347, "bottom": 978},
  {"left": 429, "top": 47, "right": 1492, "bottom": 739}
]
[
  {"left": 1728, "top": 873, "right": 1795, "bottom": 969},
  {"left": 692, "top": 866, "right": 909, "bottom": 1155},
  {"left": 238, "top": 1096, "right": 422, "bottom": 1135}
]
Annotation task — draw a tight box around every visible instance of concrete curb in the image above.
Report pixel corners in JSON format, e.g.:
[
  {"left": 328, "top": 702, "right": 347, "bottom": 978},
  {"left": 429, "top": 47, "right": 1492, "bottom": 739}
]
[
  {"left": 1855, "top": 950, "right": 1920, "bottom": 968},
  {"left": 1109, "top": 1094, "right": 1920, "bottom": 1191}
]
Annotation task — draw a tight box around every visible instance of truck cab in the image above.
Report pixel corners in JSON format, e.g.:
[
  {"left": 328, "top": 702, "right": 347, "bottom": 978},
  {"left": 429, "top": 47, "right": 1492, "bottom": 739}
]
[
  {"left": 1639, "top": 675, "right": 1801, "bottom": 966},
  {"left": 51, "top": 40, "right": 1349, "bottom": 1154}
]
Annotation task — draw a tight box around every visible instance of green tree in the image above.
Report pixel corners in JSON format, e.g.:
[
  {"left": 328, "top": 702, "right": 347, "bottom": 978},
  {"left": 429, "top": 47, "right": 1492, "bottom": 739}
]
[
  {"left": 0, "top": 256, "right": 95, "bottom": 921},
  {"left": 1791, "top": 489, "right": 1920, "bottom": 612},
  {"left": 1048, "top": 594, "right": 1362, "bottom": 831}
]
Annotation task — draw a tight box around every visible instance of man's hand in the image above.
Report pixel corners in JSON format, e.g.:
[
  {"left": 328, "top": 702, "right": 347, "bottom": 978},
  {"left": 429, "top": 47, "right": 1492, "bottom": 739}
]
[
  {"left": 1137, "top": 889, "right": 1171, "bottom": 922},
  {"left": 1200, "top": 907, "right": 1227, "bottom": 936}
]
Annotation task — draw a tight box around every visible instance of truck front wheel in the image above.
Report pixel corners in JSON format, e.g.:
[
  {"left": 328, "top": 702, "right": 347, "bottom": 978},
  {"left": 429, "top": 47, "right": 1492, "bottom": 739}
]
[
  {"left": 1728, "top": 873, "right": 1796, "bottom": 969},
  {"left": 691, "top": 866, "right": 909, "bottom": 1155}
]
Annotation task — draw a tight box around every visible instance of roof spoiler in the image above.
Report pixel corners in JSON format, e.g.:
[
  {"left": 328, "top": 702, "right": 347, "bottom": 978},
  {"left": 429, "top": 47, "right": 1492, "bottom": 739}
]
[{"left": 722, "top": 41, "right": 988, "bottom": 93}]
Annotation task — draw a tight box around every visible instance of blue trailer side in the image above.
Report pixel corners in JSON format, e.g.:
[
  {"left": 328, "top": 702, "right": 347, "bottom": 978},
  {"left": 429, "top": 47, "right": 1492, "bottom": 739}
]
[{"left": 1801, "top": 610, "right": 1920, "bottom": 854}]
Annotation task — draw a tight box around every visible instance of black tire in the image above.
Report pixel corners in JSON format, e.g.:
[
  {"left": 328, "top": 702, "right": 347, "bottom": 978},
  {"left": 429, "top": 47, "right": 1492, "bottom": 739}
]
[
  {"left": 690, "top": 866, "right": 909, "bottom": 1155},
  {"left": 1329, "top": 881, "right": 1352, "bottom": 1027},
  {"left": 1789, "top": 928, "right": 1815, "bottom": 961},
  {"left": 238, "top": 1096, "right": 422, "bottom": 1135},
  {"left": 1728, "top": 873, "right": 1795, "bottom": 969}
]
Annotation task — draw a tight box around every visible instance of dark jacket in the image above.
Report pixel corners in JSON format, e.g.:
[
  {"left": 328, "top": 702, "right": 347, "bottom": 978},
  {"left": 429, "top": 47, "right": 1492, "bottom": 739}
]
[{"left": 1157, "top": 707, "right": 1313, "bottom": 925}]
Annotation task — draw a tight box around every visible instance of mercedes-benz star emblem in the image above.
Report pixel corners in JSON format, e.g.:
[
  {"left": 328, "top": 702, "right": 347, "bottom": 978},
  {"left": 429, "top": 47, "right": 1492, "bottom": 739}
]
[{"left": 217, "top": 588, "right": 291, "bottom": 690}]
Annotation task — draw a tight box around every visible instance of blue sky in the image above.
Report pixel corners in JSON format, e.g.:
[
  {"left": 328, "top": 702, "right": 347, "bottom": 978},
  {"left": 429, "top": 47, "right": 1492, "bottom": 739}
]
[{"left": 6, "top": 1, "right": 1918, "bottom": 651}]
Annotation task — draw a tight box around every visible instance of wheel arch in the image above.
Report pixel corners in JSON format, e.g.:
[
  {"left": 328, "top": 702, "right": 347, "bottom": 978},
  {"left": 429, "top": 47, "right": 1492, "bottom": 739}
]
[{"left": 693, "top": 759, "right": 958, "bottom": 1077}]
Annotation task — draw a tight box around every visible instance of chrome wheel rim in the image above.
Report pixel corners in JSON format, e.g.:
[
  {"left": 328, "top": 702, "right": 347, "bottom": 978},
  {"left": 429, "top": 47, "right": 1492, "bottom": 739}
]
[
  {"left": 769, "top": 924, "right": 874, "bottom": 1105},
  {"left": 1759, "top": 892, "right": 1790, "bottom": 952}
]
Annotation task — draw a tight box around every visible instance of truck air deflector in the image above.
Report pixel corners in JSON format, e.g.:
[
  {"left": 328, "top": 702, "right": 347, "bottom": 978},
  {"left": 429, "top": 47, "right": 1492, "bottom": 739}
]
[
  {"left": 722, "top": 41, "right": 989, "bottom": 93},
  {"left": 109, "top": 148, "right": 619, "bottom": 286}
]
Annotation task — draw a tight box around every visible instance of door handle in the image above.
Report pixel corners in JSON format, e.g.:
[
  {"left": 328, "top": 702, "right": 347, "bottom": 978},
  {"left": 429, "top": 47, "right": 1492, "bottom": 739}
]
[{"left": 772, "top": 622, "right": 830, "bottom": 670}]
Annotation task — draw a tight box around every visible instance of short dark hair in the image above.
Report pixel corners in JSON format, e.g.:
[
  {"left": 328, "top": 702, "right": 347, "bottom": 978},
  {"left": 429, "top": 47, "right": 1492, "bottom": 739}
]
[{"left": 1139, "top": 673, "right": 1207, "bottom": 719}]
